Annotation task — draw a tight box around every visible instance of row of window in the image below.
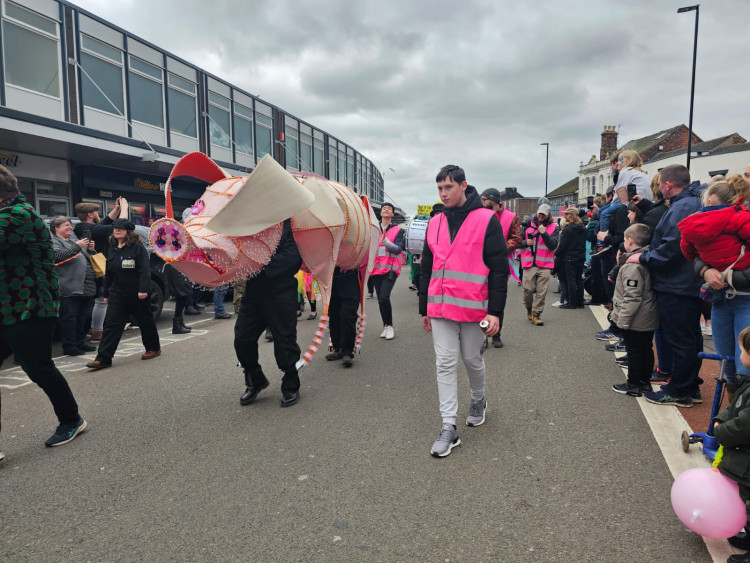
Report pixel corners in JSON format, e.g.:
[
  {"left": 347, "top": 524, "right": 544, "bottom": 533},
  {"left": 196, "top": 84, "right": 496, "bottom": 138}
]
[
  {"left": 581, "top": 173, "right": 613, "bottom": 197},
  {"left": 0, "top": 0, "right": 384, "bottom": 200}
]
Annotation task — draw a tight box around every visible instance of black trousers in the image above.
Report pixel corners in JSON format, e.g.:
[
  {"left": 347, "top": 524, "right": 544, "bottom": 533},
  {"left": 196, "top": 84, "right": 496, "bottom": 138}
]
[
  {"left": 329, "top": 270, "right": 360, "bottom": 356},
  {"left": 622, "top": 329, "right": 655, "bottom": 386},
  {"left": 174, "top": 295, "right": 187, "bottom": 319},
  {"left": 599, "top": 252, "right": 616, "bottom": 301},
  {"left": 657, "top": 292, "right": 703, "bottom": 398},
  {"left": 372, "top": 271, "right": 397, "bottom": 326},
  {"left": 0, "top": 318, "right": 80, "bottom": 431},
  {"left": 234, "top": 290, "right": 300, "bottom": 393},
  {"left": 58, "top": 295, "right": 94, "bottom": 353},
  {"left": 563, "top": 261, "right": 584, "bottom": 307},
  {"left": 96, "top": 291, "right": 161, "bottom": 363}
]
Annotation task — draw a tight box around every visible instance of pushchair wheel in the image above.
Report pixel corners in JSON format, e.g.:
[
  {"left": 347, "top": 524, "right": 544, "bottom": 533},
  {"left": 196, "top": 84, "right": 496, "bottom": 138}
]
[{"left": 681, "top": 431, "right": 690, "bottom": 453}]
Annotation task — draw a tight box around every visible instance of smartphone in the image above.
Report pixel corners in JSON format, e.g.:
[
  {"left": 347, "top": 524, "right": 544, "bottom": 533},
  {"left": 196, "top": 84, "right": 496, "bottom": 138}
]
[
  {"left": 586, "top": 196, "right": 594, "bottom": 209},
  {"left": 627, "top": 184, "right": 637, "bottom": 201}
]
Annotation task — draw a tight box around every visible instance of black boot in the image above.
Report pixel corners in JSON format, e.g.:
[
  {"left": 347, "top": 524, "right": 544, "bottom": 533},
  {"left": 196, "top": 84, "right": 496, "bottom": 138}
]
[
  {"left": 172, "top": 317, "right": 191, "bottom": 334},
  {"left": 179, "top": 318, "right": 192, "bottom": 332}
]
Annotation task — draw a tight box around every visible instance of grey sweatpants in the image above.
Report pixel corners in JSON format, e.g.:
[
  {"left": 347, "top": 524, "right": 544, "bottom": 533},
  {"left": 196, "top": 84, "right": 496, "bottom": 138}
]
[{"left": 431, "top": 318, "right": 486, "bottom": 425}]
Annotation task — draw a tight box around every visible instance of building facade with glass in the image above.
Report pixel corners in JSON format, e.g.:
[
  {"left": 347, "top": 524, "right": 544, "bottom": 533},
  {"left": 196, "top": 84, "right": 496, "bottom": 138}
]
[{"left": 0, "top": 0, "right": 385, "bottom": 223}]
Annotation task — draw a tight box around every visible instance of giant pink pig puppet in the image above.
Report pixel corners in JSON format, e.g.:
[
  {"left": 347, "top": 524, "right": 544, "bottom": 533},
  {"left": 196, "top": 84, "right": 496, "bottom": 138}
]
[{"left": 148, "top": 152, "right": 380, "bottom": 370}]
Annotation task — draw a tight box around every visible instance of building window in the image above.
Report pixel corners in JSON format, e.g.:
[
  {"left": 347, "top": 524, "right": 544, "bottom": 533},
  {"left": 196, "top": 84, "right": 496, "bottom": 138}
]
[
  {"left": 255, "top": 113, "right": 272, "bottom": 159},
  {"left": 313, "top": 138, "right": 324, "bottom": 176},
  {"left": 2, "top": 1, "right": 60, "bottom": 97},
  {"left": 328, "top": 140, "right": 337, "bottom": 181},
  {"left": 284, "top": 124, "right": 299, "bottom": 170},
  {"left": 591, "top": 176, "right": 596, "bottom": 196},
  {"left": 233, "top": 103, "right": 253, "bottom": 156},
  {"left": 338, "top": 147, "right": 345, "bottom": 185},
  {"left": 128, "top": 56, "right": 163, "bottom": 127},
  {"left": 300, "top": 132, "right": 312, "bottom": 173},
  {"left": 80, "top": 35, "right": 124, "bottom": 114},
  {"left": 208, "top": 91, "right": 231, "bottom": 149},
  {"left": 167, "top": 73, "right": 197, "bottom": 138}
]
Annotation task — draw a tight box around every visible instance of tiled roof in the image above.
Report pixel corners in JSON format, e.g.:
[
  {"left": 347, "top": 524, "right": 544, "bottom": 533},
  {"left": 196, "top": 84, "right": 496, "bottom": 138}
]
[
  {"left": 547, "top": 177, "right": 578, "bottom": 197},
  {"left": 691, "top": 134, "right": 743, "bottom": 153},
  {"left": 619, "top": 124, "right": 686, "bottom": 154},
  {"left": 646, "top": 141, "right": 750, "bottom": 165}
]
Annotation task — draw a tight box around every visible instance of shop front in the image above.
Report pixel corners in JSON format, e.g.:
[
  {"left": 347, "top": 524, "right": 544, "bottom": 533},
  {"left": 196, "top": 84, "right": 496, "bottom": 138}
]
[
  {"left": 0, "top": 150, "right": 72, "bottom": 218},
  {"left": 79, "top": 166, "right": 206, "bottom": 226}
]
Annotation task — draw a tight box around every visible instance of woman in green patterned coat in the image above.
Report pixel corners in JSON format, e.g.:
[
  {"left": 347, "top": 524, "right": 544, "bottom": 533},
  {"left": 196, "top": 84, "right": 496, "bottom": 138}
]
[{"left": 0, "top": 166, "right": 87, "bottom": 458}]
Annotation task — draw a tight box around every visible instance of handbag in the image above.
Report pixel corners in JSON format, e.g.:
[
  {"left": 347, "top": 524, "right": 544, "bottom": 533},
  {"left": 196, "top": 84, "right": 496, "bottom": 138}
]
[{"left": 89, "top": 251, "right": 106, "bottom": 278}]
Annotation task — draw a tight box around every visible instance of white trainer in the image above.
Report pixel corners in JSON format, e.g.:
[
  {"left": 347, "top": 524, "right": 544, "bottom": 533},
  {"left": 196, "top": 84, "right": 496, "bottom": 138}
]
[
  {"left": 380, "top": 326, "right": 388, "bottom": 338},
  {"left": 385, "top": 325, "right": 395, "bottom": 340}
]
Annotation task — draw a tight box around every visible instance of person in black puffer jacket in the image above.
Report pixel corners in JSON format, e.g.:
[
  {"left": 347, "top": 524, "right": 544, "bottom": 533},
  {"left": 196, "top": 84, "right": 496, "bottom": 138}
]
[{"left": 556, "top": 207, "right": 588, "bottom": 308}]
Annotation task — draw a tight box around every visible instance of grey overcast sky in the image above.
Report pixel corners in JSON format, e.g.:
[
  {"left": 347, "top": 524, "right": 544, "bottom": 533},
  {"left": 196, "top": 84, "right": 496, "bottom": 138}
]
[{"left": 72, "top": 0, "right": 750, "bottom": 214}]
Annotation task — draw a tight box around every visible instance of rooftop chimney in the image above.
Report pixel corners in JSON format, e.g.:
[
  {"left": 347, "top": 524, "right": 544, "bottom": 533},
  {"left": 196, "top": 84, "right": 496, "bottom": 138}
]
[{"left": 600, "top": 125, "right": 618, "bottom": 162}]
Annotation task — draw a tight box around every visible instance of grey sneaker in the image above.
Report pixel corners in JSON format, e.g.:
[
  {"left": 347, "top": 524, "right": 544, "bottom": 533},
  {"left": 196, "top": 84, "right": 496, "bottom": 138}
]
[
  {"left": 430, "top": 423, "right": 461, "bottom": 457},
  {"left": 466, "top": 398, "right": 487, "bottom": 426}
]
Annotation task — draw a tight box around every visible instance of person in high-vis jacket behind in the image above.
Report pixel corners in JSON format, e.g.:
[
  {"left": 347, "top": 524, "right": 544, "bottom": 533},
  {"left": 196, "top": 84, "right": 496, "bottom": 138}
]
[
  {"left": 370, "top": 202, "right": 405, "bottom": 340},
  {"left": 419, "top": 165, "right": 509, "bottom": 458},
  {"left": 520, "top": 204, "right": 559, "bottom": 326}
]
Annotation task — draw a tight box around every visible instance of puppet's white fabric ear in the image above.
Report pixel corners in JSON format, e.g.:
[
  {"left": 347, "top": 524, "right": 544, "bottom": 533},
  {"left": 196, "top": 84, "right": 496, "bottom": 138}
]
[{"left": 206, "top": 154, "right": 315, "bottom": 236}]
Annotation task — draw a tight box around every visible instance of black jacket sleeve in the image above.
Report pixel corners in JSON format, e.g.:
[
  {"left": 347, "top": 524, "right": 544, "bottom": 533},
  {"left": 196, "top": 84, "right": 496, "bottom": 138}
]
[
  {"left": 137, "top": 244, "right": 151, "bottom": 294},
  {"left": 604, "top": 208, "right": 631, "bottom": 250},
  {"left": 484, "top": 215, "right": 509, "bottom": 318},
  {"left": 418, "top": 233, "right": 434, "bottom": 316},
  {"left": 555, "top": 227, "right": 570, "bottom": 259}
]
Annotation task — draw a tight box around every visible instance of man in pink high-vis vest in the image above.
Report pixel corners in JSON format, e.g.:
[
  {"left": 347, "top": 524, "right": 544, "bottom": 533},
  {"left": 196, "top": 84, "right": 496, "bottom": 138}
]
[{"left": 419, "top": 165, "right": 509, "bottom": 458}]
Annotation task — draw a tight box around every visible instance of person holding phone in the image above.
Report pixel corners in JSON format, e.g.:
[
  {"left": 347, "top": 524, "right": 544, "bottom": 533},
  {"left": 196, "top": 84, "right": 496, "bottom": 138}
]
[{"left": 600, "top": 150, "right": 652, "bottom": 236}]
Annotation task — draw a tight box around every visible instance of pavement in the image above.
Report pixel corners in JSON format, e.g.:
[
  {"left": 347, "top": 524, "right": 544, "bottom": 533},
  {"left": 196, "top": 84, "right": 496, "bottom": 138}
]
[{"left": 0, "top": 280, "right": 731, "bottom": 562}]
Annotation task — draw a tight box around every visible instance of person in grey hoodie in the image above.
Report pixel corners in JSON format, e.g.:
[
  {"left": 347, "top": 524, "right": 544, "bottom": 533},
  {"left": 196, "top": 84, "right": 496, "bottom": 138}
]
[{"left": 50, "top": 216, "right": 97, "bottom": 356}]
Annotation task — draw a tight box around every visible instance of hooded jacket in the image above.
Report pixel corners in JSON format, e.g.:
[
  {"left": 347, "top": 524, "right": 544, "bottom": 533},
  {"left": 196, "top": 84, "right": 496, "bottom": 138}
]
[
  {"left": 639, "top": 181, "right": 705, "bottom": 296},
  {"left": 418, "top": 186, "right": 509, "bottom": 317},
  {"left": 611, "top": 246, "right": 659, "bottom": 332},
  {"left": 714, "top": 373, "right": 750, "bottom": 487},
  {"left": 679, "top": 204, "right": 750, "bottom": 271}
]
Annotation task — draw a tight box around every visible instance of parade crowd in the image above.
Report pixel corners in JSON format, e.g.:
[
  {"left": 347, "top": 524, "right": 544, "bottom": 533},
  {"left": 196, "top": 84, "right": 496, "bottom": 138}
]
[{"left": 3, "top": 156, "right": 750, "bottom": 562}]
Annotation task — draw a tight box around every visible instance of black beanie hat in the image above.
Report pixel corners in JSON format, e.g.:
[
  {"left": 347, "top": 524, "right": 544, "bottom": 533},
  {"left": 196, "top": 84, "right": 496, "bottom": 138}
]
[{"left": 111, "top": 218, "right": 136, "bottom": 231}]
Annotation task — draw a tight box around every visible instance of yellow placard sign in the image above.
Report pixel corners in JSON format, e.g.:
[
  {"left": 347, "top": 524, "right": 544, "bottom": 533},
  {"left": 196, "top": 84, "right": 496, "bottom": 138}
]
[{"left": 417, "top": 205, "right": 433, "bottom": 216}]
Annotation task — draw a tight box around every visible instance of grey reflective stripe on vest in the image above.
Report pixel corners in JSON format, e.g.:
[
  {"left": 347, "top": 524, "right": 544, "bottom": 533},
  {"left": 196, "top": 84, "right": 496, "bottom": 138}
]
[
  {"left": 430, "top": 269, "right": 488, "bottom": 285},
  {"left": 427, "top": 294, "right": 488, "bottom": 310}
]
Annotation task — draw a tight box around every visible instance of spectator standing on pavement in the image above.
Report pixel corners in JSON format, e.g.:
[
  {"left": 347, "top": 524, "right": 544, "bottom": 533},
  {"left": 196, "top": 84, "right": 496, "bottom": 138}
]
[
  {"left": 481, "top": 187, "right": 522, "bottom": 348},
  {"left": 74, "top": 199, "right": 121, "bottom": 341},
  {"left": 635, "top": 164, "right": 705, "bottom": 407},
  {"left": 610, "top": 224, "right": 658, "bottom": 397},
  {"left": 555, "top": 207, "right": 587, "bottom": 309},
  {"left": 419, "top": 164, "right": 509, "bottom": 457},
  {"left": 50, "top": 216, "right": 98, "bottom": 356},
  {"left": 713, "top": 326, "right": 750, "bottom": 562},
  {"left": 679, "top": 177, "right": 750, "bottom": 397},
  {"left": 85, "top": 218, "right": 160, "bottom": 370},
  {"left": 213, "top": 285, "right": 232, "bottom": 320},
  {"left": 370, "top": 202, "right": 405, "bottom": 341},
  {"left": 166, "top": 264, "right": 193, "bottom": 334},
  {"left": 520, "top": 203, "right": 559, "bottom": 326},
  {"left": 235, "top": 219, "right": 302, "bottom": 408},
  {"left": 325, "top": 267, "right": 361, "bottom": 368},
  {"left": 0, "top": 165, "right": 87, "bottom": 452}
]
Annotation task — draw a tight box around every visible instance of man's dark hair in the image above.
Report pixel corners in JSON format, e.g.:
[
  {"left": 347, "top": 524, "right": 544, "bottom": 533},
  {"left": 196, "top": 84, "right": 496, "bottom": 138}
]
[
  {"left": 659, "top": 164, "right": 691, "bottom": 189},
  {"left": 381, "top": 202, "right": 395, "bottom": 212},
  {"left": 0, "top": 165, "right": 19, "bottom": 198},
  {"left": 436, "top": 164, "right": 466, "bottom": 185}
]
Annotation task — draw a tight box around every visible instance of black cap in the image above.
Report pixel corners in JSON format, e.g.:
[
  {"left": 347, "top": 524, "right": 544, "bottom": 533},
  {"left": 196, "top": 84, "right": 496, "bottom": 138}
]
[
  {"left": 112, "top": 218, "right": 136, "bottom": 231},
  {"left": 481, "top": 188, "right": 502, "bottom": 204},
  {"left": 430, "top": 203, "right": 445, "bottom": 217}
]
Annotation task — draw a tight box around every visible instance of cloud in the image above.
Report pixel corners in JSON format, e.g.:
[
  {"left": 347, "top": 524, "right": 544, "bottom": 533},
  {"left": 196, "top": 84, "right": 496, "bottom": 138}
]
[{"left": 73, "top": 0, "right": 750, "bottom": 214}]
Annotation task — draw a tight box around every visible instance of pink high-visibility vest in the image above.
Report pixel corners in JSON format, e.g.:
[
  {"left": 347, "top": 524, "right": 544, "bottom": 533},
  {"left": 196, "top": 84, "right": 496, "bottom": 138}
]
[
  {"left": 371, "top": 224, "right": 403, "bottom": 276},
  {"left": 426, "top": 208, "right": 494, "bottom": 322},
  {"left": 496, "top": 209, "right": 516, "bottom": 240},
  {"left": 520, "top": 223, "right": 556, "bottom": 269}
]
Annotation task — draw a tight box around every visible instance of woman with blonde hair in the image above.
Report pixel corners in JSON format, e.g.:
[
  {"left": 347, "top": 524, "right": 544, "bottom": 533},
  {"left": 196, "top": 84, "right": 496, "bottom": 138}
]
[
  {"left": 555, "top": 207, "right": 587, "bottom": 309},
  {"left": 600, "top": 150, "right": 652, "bottom": 237}
]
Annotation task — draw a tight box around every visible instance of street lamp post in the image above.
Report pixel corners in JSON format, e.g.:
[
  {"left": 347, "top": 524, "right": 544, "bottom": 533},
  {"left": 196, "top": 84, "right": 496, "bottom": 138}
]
[
  {"left": 678, "top": 4, "right": 699, "bottom": 171},
  {"left": 540, "top": 143, "right": 549, "bottom": 196}
]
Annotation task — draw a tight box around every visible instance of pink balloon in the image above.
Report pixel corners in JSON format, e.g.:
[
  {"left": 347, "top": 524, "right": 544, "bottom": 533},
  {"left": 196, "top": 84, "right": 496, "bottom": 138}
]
[{"left": 671, "top": 467, "right": 747, "bottom": 538}]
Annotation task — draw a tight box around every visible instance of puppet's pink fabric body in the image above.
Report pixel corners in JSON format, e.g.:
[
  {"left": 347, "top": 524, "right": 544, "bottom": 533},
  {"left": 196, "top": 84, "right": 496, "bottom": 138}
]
[{"left": 149, "top": 153, "right": 379, "bottom": 370}]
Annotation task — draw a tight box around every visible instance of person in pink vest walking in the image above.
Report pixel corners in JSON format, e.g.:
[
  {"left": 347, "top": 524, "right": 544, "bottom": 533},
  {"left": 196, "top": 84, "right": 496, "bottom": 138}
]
[
  {"left": 370, "top": 202, "right": 405, "bottom": 340},
  {"left": 481, "top": 188, "right": 522, "bottom": 348},
  {"left": 520, "top": 203, "right": 559, "bottom": 326},
  {"left": 419, "top": 165, "right": 509, "bottom": 457}
]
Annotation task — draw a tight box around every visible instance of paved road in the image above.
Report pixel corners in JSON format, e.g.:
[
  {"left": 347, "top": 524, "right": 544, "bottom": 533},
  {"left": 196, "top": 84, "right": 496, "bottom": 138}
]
[{"left": 1, "top": 282, "right": 712, "bottom": 562}]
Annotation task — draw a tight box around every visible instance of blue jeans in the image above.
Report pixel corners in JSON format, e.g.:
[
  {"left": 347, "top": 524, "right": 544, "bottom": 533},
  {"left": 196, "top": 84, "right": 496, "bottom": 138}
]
[
  {"left": 711, "top": 295, "right": 750, "bottom": 384},
  {"left": 214, "top": 286, "right": 229, "bottom": 316}
]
